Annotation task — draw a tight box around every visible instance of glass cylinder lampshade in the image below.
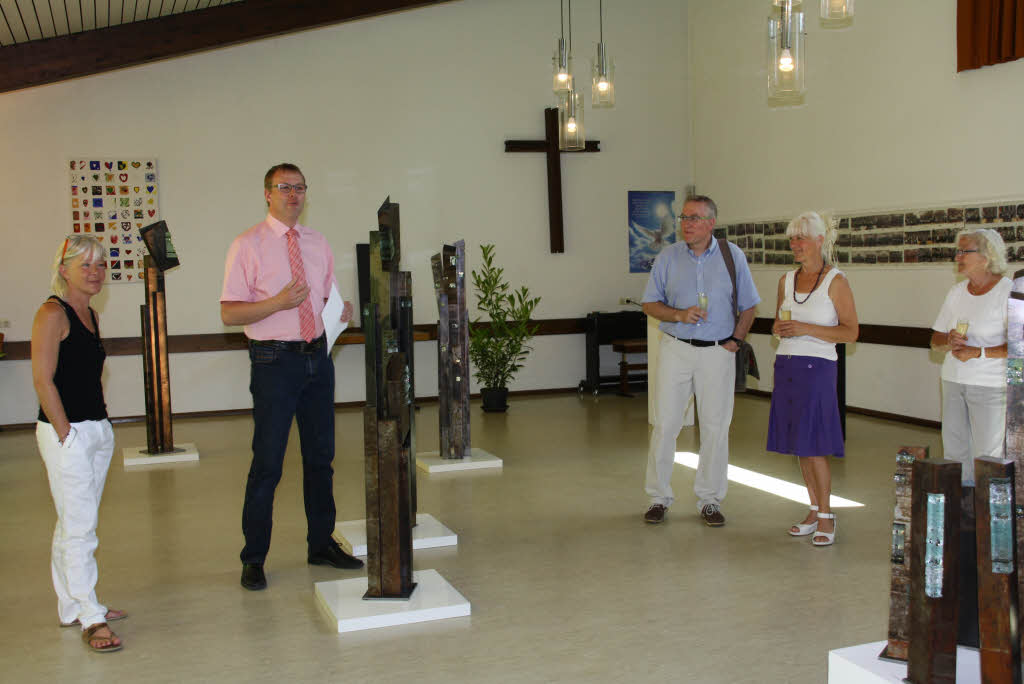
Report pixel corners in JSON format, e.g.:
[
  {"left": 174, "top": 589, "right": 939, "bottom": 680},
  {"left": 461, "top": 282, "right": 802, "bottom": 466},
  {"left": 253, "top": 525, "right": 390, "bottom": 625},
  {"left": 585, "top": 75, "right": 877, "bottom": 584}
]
[
  {"left": 558, "top": 88, "right": 585, "bottom": 151},
  {"left": 553, "top": 38, "right": 574, "bottom": 94},
  {"left": 767, "top": 3, "right": 805, "bottom": 102},
  {"left": 591, "top": 42, "right": 615, "bottom": 108},
  {"left": 820, "top": 0, "right": 853, "bottom": 22}
]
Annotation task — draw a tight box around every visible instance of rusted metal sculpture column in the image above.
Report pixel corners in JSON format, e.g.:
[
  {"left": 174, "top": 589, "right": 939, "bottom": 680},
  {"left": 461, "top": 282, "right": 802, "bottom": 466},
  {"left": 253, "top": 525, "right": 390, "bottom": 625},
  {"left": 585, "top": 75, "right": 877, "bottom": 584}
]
[
  {"left": 140, "top": 254, "right": 173, "bottom": 453},
  {"left": 1006, "top": 269, "right": 1024, "bottom": 662},
  {"left": 905, "top": 458, "right": 962, "bottom": 684},
  {"left": 363, "top": 196, "right": 416, "bottom": 600},
  {"left": 880, "top": 446, "right": 927, "bottom": 662},
  {"left": 430, "top": 240, "right": 470, "bottom": 460},
  {"left": 974, "top": 457, "right": 1022, "bottom": 683}
]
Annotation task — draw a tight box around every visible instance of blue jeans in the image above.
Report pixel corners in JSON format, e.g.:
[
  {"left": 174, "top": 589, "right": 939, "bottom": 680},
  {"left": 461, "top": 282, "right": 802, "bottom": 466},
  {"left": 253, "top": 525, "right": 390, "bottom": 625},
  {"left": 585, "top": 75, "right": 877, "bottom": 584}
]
[{"left": 241, "top": 339, "right": 337, "bottom": 564}]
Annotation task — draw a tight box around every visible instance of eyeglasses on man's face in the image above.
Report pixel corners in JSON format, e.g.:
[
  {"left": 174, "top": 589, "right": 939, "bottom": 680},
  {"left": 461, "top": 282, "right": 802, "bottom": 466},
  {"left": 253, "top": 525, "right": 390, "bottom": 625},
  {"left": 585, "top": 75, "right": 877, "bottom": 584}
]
[
  {"left": 955, "top": 249, "right": 978, "bottom": 257},
  {"left": 679, "top": 215, "right": 712, "bottom": 224},
  {"left": 272, "top": 183, "right": 307, "bottom": 195}
]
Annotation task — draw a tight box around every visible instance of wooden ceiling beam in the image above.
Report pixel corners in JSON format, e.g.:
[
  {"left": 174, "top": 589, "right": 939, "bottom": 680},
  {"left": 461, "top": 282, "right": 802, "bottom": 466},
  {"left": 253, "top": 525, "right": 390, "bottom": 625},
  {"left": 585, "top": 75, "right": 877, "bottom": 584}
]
[{"left": 0, "top": 0, "right": 458, "bottom": 94}]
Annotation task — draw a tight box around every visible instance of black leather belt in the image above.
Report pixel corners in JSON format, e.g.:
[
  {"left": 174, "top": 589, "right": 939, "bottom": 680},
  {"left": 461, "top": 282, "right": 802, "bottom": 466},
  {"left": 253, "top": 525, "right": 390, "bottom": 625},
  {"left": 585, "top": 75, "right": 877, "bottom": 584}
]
[
  {"left": 666, "top": 333, "right": 731, "bottom": 347},
  {"left": 250, "top": 335, "right": 325, "bottom": 353}
]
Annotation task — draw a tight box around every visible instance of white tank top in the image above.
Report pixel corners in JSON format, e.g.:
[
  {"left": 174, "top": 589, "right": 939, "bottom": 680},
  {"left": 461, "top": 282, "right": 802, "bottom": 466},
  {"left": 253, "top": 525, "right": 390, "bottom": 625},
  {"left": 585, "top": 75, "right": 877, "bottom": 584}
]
[{"left": 777, "top": 267, "right": 842, "bottom": 361}]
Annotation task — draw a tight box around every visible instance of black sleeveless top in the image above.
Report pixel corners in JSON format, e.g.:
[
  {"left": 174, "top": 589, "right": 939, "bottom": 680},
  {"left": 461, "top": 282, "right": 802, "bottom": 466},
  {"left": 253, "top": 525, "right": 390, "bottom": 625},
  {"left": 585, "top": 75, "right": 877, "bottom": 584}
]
[{"left": 37, "top": 296, "right": 108, "bottom": 423}]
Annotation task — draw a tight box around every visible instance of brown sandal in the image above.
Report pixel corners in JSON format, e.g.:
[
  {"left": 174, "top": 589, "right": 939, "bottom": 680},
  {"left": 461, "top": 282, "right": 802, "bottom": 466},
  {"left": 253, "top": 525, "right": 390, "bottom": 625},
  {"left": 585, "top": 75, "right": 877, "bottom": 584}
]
[{"left": 82, "top": 622, "right": 123, "bottom": 653}]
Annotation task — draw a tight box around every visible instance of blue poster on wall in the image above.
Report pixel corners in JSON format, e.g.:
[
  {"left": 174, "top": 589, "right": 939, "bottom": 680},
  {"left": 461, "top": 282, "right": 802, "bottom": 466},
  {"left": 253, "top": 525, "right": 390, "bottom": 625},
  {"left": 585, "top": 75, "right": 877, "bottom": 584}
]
[{"left": 628, "top": 190, "right": 677, "bottom": 273}]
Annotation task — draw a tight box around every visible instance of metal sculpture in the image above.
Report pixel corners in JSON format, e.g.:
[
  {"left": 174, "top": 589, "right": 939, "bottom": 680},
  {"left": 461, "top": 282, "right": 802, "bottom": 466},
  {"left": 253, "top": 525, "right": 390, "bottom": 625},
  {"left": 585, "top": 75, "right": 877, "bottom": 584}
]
[
  {"left": 138, "top": 221, "right": 180, "bottom": 455},
  {"left": 362, "top": 197, "right": 417, "bottom": 600},
  {"left": 430, "top": 240, "right": 470, "bottom": 460},
  {"left": 905, "top": 458, "right": 962, "bottom": 684},
  {"left": 880, "top": 445, "right": 926, "bottom": 662},
  {"left": 974, "top": 457, "right": 1021, "bottom": 683},
  {"left": 1006, "top": 269, "right": 1024, "bottom": 661}
]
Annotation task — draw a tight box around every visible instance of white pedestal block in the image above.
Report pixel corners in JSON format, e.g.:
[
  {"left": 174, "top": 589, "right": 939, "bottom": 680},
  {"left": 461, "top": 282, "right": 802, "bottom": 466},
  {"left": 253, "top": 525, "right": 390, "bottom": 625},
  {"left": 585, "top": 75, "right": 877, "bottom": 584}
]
[
  {"left": 314, "top": 569, "right": 470, "bottom": 633},
  {"left": 416, "top": 447, "right": 502, "bottom": 473},
  {"left": 123, "top": 442, "right": 199, "bottom": 466},
  {"left": 828, "top": 640, "right": 979, "bottom": 684},
  {"left": 334, "top": 513, "right": 457, "bottom": 557}
]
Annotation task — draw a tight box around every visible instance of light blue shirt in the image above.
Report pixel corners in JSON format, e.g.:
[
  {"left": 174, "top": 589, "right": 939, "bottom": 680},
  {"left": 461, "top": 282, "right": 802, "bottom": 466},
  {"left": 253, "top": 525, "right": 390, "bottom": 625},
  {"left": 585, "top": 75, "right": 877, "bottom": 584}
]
[{"left": 641, "top": 238, "right": 761, "bottom": 341}]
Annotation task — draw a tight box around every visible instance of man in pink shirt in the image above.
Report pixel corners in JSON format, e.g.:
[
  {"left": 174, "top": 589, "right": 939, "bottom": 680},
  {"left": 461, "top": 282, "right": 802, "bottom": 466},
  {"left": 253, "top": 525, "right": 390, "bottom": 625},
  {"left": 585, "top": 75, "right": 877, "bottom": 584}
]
[{"left": 221, "top": 163, "right": 362, "bottom": 591}]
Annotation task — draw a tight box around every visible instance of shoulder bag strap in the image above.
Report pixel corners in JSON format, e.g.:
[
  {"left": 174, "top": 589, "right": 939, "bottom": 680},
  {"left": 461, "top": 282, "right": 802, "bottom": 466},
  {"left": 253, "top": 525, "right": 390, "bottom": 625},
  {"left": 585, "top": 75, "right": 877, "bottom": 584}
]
[{"left": 717, "top": 238, "right": 739, "bottom": 323}]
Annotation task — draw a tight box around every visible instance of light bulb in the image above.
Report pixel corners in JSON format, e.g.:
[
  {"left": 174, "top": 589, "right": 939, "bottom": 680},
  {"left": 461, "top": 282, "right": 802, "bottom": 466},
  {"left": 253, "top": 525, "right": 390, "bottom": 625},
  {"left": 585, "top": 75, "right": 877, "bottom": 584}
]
[
  {"left": 597, "top": 78, "right": 609, "bottom": 92},
  {"left": 557, "top": 70, "right": 569, "bottom": 83},
  {"left": 778, "top": 48, "right": 794, "bottom": 72},
  {"left": 567, "top": 117, "right": 577, "bottom": 133}
]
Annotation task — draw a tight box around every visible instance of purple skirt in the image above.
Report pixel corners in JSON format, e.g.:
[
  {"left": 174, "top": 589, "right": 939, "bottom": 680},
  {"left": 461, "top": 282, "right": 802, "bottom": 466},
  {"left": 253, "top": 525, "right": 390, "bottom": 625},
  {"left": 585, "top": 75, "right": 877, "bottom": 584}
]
[{"left": 767, "top": 355, "right": 844, "bottom": 458}]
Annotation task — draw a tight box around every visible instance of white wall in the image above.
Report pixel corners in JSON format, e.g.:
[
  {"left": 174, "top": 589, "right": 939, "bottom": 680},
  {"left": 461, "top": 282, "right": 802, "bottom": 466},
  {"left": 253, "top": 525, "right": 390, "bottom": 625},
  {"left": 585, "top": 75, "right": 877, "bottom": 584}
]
[
  {"left": 0, "top": 0, "right": 690, "bottom": 424},
  {"left": 689, "top": 0, "right": 1024, "bottom": 421}
]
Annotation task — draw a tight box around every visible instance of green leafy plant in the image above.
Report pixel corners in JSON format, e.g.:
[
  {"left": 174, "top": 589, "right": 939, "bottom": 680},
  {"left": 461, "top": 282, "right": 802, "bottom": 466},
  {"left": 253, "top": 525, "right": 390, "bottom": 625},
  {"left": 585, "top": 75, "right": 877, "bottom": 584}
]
[{"left": 469, "top": 244, "right": 541, "bottom": 390}]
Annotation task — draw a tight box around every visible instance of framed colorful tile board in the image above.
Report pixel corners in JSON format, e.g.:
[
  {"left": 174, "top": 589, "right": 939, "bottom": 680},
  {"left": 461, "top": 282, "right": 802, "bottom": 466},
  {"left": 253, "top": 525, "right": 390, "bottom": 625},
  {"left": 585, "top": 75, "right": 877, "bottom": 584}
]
[{"left": 68, "top": 158, "right": 159, "bottom": 283}]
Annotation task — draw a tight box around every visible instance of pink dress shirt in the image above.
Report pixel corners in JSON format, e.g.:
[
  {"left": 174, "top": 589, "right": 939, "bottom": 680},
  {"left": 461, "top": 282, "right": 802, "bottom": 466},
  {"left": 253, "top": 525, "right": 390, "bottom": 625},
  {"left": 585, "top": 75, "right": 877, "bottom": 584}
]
[{"left": 221, "top": 214, "right": 338, "bottom": 341}]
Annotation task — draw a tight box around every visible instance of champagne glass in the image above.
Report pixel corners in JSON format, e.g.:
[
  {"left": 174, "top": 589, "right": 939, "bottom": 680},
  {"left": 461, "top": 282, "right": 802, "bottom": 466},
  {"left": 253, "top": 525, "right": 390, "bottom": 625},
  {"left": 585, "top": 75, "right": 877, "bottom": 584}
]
[
  {"left": 780, "top": 306, "right": 792, "bottom": 321},
  {"left": 696, "top": 292, "right": 709, "bottom": 326},
  {"left": 955, "top": 318, "right": 969, "bottom": 336}
]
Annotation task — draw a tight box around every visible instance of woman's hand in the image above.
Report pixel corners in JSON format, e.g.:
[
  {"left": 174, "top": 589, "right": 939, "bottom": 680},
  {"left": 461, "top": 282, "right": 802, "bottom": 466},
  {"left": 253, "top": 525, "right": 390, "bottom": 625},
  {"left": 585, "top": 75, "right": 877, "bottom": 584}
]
[
  {"left": 951, "top": 345, "right": 982, "bottom": 362},
  {"left": 774, "top": 320, "right": 810, "bottom": 338},
  {"left": 948, "top": 328, "right": 968, "bottom": 350}
]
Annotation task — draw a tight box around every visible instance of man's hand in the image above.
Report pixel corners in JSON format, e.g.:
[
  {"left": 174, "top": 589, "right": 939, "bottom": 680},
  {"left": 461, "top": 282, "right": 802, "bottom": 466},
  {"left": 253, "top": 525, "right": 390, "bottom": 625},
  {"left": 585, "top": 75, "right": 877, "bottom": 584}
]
[
  {"left": 274, "top": 278, "right": 310, "bottom": 312},
  {"left": 340, "top": 301, "right": 353, "bottom": 323},
  {"left": 675, "top": 306, "right": 708, "bottom": 324},
  {"left": 722, "top": 339, "right": 739, "bottom": 353}
]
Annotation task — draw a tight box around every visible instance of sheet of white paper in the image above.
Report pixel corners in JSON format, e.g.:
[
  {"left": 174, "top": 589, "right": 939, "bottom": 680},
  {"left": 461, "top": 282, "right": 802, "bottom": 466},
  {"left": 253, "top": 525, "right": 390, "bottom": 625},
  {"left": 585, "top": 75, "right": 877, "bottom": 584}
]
[{"left": 322, "top": 284, "right": 349, "bottom": 351}]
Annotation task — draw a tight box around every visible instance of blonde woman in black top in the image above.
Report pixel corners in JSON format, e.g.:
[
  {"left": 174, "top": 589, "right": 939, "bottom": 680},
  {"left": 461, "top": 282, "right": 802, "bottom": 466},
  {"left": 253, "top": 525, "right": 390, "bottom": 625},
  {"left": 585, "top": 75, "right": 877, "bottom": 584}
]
[{"left": 31, "top": 235, "right": 125, "bottom": 653}]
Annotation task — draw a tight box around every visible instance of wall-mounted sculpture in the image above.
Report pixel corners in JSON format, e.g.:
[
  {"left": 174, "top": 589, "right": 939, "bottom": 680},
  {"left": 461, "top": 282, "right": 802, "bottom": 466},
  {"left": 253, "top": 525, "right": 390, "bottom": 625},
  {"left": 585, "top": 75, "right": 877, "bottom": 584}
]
[
  {"left": 431, "top": 240, "right": 470, "bottom": 460},
  {"left": 362, "top": 197, "right": 416, "bottom": 600}
]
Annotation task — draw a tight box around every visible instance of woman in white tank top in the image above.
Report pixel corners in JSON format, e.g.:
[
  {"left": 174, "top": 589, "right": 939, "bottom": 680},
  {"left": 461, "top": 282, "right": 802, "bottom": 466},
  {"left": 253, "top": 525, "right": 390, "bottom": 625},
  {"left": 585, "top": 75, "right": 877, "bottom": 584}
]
[{"left": 768, "top": 211, "right": 859, "bottom": 547}]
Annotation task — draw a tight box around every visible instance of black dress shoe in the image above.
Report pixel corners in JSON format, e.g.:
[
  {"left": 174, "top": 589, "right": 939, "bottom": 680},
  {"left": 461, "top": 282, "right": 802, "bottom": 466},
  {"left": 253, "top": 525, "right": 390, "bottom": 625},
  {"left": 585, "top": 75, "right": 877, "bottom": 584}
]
[
  {"left": 308, "top": 541, "right": 364, "bottom": 570},
  {"left": 240, "top": 563, "right": 267, "bottom": 590}
]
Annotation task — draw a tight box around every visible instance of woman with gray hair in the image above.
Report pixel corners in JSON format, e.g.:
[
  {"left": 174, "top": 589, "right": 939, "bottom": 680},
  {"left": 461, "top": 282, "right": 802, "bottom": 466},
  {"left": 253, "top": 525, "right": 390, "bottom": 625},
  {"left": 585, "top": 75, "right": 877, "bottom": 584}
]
[
  {"left": 930, "top": 228, "right": 1011, "bottom": 487},
  {"left": 768, "top": 211, "right": 859, "bottom": 547},
  {"left": 31, "top": 235, "right": 125, "bottom": 653}
]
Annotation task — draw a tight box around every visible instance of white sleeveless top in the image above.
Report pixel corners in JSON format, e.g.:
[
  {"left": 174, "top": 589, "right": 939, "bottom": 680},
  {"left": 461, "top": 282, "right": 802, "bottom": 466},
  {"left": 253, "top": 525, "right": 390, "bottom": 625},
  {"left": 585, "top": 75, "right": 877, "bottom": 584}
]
[{"left": 777, "top": 268, "right": 843, "bottom": 361}]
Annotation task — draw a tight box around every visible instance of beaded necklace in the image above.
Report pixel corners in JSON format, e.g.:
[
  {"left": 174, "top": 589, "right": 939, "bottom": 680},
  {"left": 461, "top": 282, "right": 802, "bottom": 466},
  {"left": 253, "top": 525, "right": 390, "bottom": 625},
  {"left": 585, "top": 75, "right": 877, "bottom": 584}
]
[{"left": 793, "top": 265, "right": 825, "bottom": 305}]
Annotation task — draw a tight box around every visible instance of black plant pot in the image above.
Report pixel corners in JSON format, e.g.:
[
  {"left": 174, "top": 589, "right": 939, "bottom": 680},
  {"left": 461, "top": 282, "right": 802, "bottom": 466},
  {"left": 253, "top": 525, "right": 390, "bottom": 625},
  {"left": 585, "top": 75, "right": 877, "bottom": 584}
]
[{"left": 480, "top": 387, "right": 509, "bottom": 413}]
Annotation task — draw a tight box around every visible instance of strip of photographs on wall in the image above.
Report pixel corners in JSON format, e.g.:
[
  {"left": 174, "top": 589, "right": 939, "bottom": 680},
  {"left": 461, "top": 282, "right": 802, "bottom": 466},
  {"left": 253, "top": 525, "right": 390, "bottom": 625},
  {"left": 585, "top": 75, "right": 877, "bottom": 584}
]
[{"left": 714, "top": 203, "right": 1024, "bottom": 266}]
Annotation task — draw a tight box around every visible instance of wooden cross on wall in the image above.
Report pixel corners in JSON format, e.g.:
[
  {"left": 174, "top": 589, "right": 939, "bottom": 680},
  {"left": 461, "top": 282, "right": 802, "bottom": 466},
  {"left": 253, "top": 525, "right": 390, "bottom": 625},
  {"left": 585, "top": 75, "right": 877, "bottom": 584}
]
[{"left": 504, "top": 107, "right": 600, "bottom": 253}]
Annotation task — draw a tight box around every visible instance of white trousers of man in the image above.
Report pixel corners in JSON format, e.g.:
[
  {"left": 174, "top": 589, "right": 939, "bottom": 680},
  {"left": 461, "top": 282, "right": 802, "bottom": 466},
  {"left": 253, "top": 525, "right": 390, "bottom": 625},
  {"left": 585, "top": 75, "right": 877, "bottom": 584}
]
[
  {"left": 36, "top": 419, "right": 114, "bottom": 629},
  {"left": 646, "top": 335, "right": 735, "bottom": 511},
  {"left": 940, "top": 380, "right": 1006, "bottom": 487}
]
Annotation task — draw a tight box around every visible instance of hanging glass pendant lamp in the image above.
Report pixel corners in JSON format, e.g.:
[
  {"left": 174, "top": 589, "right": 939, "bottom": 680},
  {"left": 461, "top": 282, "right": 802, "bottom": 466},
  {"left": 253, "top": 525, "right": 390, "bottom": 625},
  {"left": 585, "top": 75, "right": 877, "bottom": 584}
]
[
  {"left": 559, "top": 86, "right": 585, "bottom": 151},
  {"left": 767, "top": 0, "right": 805, "bottom": 102},
  {"left": 591, "top": 0, "right": 615, "bottom": 108},
  {"left": 552, "top": 0, "right": 573, "bottom": 94}
]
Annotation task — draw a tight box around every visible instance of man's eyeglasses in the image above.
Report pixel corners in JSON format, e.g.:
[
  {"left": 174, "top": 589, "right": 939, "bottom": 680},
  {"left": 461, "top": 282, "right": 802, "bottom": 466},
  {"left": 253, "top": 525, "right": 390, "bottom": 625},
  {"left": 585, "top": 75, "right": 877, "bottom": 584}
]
[
  {"left": 679, "top": 215, "right": 712, "bottom": 224},
  {"left": 955, "top": 249, "right": 979, "bottom": 256},
  {"left": 272, "top": 183, "right": 307, "bottom": 195}
]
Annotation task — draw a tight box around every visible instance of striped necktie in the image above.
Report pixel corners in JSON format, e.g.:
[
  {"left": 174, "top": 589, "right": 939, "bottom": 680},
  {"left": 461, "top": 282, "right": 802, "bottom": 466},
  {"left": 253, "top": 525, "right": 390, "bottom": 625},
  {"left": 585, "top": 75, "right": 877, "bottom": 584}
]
[{"left": 286, "top": 228, "right": 316, "bottom": 343}]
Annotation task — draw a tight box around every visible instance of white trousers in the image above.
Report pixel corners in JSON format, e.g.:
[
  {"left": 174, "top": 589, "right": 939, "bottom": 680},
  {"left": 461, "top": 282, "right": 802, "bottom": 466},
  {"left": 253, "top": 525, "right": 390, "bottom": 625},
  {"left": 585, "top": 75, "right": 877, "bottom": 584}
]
[
  {"left": 940, "top": 380, "right": 1006, "bottom": 486},
  {"left": 646, "top": 335, "right": 735, "bottom": 510},
  {"left": 36, "top": 419, "right": 114, "bottom": 629}
]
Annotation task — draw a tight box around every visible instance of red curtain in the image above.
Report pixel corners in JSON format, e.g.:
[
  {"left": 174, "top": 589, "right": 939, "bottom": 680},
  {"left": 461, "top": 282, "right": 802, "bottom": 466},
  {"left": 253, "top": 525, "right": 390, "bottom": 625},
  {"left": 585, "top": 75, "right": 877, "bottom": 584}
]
[{"left": 958, "top": 0, "right": 1024, "bottom": 71}]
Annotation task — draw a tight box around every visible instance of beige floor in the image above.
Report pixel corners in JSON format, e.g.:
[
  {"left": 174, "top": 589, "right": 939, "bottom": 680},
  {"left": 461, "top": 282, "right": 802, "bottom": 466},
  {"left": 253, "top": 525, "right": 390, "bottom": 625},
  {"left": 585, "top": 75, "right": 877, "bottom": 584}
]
[{"left": 0, "top": 393, "right": 942, "bottom": 683}]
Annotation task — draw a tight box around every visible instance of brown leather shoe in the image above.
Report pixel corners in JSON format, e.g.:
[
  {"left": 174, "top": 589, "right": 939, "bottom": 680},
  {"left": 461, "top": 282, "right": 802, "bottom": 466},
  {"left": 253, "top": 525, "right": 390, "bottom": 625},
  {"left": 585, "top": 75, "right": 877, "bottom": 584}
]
[
  {"left": 701, "top": 504, "right": 725, "bottom": 527},
  {"left": 644, "top": 504, "right": 667, "bottom": 524}
]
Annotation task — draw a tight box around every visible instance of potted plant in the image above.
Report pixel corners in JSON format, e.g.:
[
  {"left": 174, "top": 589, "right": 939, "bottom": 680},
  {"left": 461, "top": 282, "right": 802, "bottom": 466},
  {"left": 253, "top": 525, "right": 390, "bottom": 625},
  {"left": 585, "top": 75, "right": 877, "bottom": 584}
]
[{"left": 469, "top": 244, "right": 541, "bottom": 412}]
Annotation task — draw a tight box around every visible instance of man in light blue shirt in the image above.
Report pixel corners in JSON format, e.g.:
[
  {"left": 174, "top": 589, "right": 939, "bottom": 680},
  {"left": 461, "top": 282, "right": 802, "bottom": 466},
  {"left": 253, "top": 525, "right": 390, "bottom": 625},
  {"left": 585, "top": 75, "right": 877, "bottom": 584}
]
[{"left": 640, "top": 195, "right": 760, "bottom": 526}]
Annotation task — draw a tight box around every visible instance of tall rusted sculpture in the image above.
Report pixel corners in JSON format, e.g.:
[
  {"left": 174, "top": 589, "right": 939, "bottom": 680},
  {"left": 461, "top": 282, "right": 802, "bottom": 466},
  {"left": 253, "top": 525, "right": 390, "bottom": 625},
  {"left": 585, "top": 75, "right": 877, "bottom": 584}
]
[
  {"left": 905, "top": 458, "right": 962, "bottom": 684},
  {"left": 974, "top": 457, "right": 1022, "bottom": 683},
  {"left": 138, "top": 221, "right": 179, "bottom": 455},
  {"left": 362, "top": 197, "right": 416, "bottom": 600},
  {"left": 431, "top": 240, "right": 471, "bottom": 460},
  {"left": 1004, "top": 268, "right": 1024, "bottom": 663},
  {"left": 880, "top": 445, "right": 927, "bottom": 662}
]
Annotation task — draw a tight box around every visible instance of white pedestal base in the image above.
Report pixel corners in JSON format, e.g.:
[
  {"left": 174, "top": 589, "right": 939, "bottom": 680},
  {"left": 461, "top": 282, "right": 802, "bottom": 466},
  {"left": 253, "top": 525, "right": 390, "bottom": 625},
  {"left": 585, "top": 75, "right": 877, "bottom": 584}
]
[
  {"left": 416, "top": 448, "right": 502, "bottom": 473},
  {"left": 828, "top": 640, "right": 979, "bottom": 683},
  {"left": 314, "top": 569, "right": 470, "bottom": 633},
  {"left": 123, "top": 442, "right": 199, "bottom": 466},
  {"left": 334, "top": 513, "right": 457, "bottom": 557}
]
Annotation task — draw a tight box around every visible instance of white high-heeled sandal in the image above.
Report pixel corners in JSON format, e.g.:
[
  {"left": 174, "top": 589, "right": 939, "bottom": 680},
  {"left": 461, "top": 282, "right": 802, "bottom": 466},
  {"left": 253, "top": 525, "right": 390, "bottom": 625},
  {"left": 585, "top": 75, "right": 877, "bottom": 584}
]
[
  {"left": 812, "top": 512, "right": 837, "bottom": 546},
  {"left": 788, "top": 505, "right": 819, "bottom": 536}
]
